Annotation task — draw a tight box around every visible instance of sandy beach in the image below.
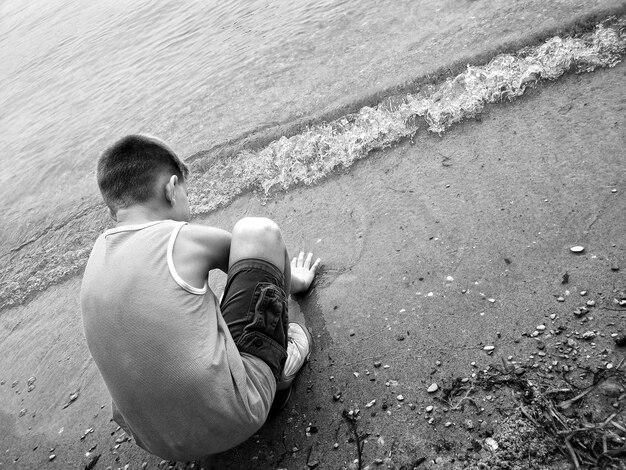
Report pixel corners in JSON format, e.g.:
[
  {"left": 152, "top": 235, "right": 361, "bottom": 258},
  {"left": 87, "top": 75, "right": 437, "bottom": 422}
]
[{"left": 1, "top": 5, "right": 626, "bottom": 470}]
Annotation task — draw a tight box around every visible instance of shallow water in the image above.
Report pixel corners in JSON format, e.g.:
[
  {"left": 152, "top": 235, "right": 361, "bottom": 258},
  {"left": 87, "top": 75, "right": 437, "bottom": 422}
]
[
  {"left": 1, "top": 0, "right": 443, "bottom": 219},
  {"left": 0, "top": 0, "right": 624, "bottom": 310}
]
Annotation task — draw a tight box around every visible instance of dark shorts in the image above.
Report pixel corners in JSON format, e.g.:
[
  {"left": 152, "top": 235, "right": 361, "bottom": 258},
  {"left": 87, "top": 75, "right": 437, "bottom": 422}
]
[{"left": 221, "top": 258, "right": 288, "bottom": 381}]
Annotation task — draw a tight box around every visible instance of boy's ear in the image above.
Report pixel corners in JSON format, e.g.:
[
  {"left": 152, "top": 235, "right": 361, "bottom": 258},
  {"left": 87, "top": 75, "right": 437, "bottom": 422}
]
[{"left": 164, "top": 175, "right": 179, "bottom": 205}]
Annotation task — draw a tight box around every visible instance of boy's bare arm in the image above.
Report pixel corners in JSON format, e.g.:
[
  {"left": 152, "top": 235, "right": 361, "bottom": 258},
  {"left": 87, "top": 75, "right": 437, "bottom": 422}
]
[{"left": 172, "top": 224, "right": 231, "bottom": 289}]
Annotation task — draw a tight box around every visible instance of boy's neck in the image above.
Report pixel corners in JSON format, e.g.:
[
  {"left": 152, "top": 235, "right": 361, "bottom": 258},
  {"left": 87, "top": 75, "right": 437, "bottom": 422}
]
[{"left": 114, "top": 204, "right": 172, "bottom": 226}]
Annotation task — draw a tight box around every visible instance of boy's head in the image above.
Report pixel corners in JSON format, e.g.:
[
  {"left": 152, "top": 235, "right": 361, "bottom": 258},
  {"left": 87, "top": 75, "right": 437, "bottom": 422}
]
[{"left": 97, "top": 134, "right": 190, "bottom": 220}]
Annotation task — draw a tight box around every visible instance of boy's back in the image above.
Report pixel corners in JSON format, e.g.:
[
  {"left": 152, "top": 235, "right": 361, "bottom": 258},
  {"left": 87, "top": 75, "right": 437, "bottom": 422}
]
[{"left": 81, "top": 219, "right": 274, "bottom": 460}]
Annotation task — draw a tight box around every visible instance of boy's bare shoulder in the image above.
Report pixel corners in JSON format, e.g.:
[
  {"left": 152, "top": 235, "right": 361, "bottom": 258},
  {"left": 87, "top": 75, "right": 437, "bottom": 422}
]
[{"left": 179, "top": 222, "right": 230, "bottom": 242}]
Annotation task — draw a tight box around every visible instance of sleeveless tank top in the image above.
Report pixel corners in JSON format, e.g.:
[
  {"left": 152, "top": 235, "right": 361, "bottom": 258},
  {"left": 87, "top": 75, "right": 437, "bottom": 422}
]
[{"left": 80, "top": 220, "right": 274, "bottom": 460}]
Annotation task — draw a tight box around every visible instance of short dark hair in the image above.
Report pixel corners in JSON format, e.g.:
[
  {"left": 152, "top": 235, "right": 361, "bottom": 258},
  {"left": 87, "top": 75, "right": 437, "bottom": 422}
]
[{"left": 97, "top": 135, "right": 189, "bottom": 213}]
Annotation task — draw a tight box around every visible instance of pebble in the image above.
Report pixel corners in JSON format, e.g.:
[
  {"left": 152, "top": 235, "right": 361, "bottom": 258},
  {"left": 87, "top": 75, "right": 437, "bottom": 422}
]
[
  {"left": 483, "top": 345, "right": 495, "bottom": 351},
  {"left": 373, "top": 361, "right": 382, "bottom": 368},
  {"left": 396, "top": 395, "right": 404, "bottom": 402},
  {"left": 85, "top": 454, "right": 101, "bottom": 470},
  {"left": 80, "top": 428, "right": 94, "bottom": 440},
  {"left": 427, "top": 383, "right": 439, "bottom": 393},
  {"left": 586, "top": 300, "right": 596, "bottom": 307},
  {"left": 570, "top": 246, "right": 585, "bottom": 253},
  {"left": 599, "top": 381, "right": 621, "bottom": 396},
  {"left": 484, "top": 438, "right": 499, "bottom": 452},
  {"left": 365, "top": 399, "right": 376, "bottom": 408},
  {"left": 464, "top": 419, "right": 475, "bottom": 430},
  {"left": 557, "top": 297, "right": 565, "bottom": 302},
  {"left": 425, "top": 405, "right": 434, "bottom": 413},
  {"left": 536, "top": 325, "right": 546, "bottom": 331},
  {"left": 550, "top": 314, "right": 556, "bottom": 320},
  {"left": 580, "top": 291, "right": 587, "bottom": 296},
  {"left": 582, "top": 331, "right": 596, "bottom": 340},
  {"left": 444, "top": 422, "right": 452, "bottom": 427},
  {"left": 18, "top": 409, "right": 27, "bottom": 417},
  {"left": 49, "top": 454, "right": 56, "bottom": 461}
]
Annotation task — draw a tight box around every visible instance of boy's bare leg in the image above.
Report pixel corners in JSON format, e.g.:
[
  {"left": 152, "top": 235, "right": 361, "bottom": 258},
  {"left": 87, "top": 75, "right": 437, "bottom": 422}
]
[
  {"left": 229, "top": 218, "right": 321, "bottom": 409},
  {"left": 229, "top": 217, "right": 321, "bottom": 298},
  {"left": 229, "top": 217, "right": 287, "bottom": 272}
]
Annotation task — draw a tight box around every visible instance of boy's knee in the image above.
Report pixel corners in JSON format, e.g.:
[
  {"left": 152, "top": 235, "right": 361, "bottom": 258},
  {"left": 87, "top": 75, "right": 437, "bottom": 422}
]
[{"left": 233, "top": 217, "right": 282, "bottom": 244}]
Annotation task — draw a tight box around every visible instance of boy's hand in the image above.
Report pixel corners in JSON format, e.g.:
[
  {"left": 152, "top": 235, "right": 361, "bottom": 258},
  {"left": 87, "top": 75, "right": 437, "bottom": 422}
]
[{"left": 290, "top": 251, "right": 321, "bottom": 294}]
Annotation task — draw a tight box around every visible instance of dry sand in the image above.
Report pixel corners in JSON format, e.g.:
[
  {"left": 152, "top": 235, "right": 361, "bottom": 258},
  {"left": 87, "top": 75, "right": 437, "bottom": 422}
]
[{"left": 2, "top": 14, "right": 626, "bottom": 470}]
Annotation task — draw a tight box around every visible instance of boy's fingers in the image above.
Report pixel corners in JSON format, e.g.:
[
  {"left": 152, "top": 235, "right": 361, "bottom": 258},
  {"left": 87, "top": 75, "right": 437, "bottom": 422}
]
[
  {"left": 297, "top": 251, "right": 305, "bottom": 266},
  {"left": 304, "top": 252, "right": 313, "bottom": 268},
  {"left": 311, "top": 258, "right": 321, "bottom": 272},
  {"left": 291, "top": 257, "right": 297, "bottom": 268}
]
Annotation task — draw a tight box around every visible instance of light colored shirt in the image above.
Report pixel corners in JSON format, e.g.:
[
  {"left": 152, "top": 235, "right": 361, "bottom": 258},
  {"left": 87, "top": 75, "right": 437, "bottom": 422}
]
[{"left": 80, "top": 220, "right": 274, "bottom": 460}]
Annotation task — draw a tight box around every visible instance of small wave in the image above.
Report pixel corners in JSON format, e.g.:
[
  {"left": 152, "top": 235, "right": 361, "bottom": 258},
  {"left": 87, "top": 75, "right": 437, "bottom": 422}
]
[
  {"left": 1, "top": 17, "right": 625, "bottom": 311},
  {"left": 188, "top": 17, "right": 625, "bottom": 214}
]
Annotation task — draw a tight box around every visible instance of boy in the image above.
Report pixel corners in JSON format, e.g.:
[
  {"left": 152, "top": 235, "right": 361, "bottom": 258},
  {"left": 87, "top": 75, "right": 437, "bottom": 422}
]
[{"left": 80, "top": 134, "right": 321, "bottom": 461}]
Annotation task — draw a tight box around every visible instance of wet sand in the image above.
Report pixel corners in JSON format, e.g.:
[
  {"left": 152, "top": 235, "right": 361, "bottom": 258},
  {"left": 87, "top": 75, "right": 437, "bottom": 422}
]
[
  {"left": 2, "top": 14, "right": 626, "bottom": 470},
  {"left": 1, "top": 57, "right": 624, "bottom": 469}
]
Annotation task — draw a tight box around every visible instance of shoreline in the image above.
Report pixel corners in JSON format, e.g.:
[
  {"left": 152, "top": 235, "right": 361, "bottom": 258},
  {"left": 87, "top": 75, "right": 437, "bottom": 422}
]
[
  {"left": 2, "top": 12, "right": 626, "bottom": 313},
  {"left": 186, "top": 3, "right": 626, "bottom": 165}
]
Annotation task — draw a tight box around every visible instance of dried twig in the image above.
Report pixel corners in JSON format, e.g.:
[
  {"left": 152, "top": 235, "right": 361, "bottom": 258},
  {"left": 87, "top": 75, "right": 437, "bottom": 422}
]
[
  {"left": 565, "top": 437, "right": 581, "bottom": 470},
  {"left": 545, "top": 388, "right": 572, "bottom": 395},
  {"left": 342, "top": 411, "right": 363, "bottom": 470},
  {"left": 557, "top": 387, "right": 593, "bottom": 410},
  {"left": 610, "top": 421, "right": 626, "bottom": 433},
  {"left": 450, "top": 383, "right": 475, "bottom": 410}
]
